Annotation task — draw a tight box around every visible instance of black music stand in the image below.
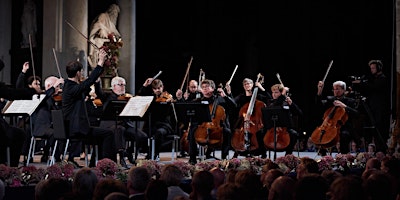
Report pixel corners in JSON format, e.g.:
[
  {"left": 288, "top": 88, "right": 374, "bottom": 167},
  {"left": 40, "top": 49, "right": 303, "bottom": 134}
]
[
  {"left": 175, "top": 102, "right": 211, "bottom": 160},
  {"left": 262, "top": 106, "right": 291, "bottom": 160},
  {"left": 102, "top": 100, "right": 128, "bottom": 127}
]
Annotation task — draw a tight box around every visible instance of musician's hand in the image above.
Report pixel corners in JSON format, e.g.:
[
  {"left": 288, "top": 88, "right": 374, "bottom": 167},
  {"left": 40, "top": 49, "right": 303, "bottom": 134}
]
[
  {"left": 333, "top": 100, "right": 347, "bottom": 108},
  {"left": 217, "top": 88, "right": 226, "bottom": 97},
  {"left": 97, "top": 49, "right": 107, "bottom": 67},
  {"left": 176, "top": 89, "right": 183, "bottom": 100},
  {"left": 317, "top": 81, "right": 324, "bottom": 95},
  {"left": 22, "top": 62, "right": 29, "bottom": 73},
  {"left": 55, "top": 78, "right": 64, "bottom": 88},
  {"left": 286, "top": 96, "right": 293, "bottom": 105},
  {"left": 255, "top": 82, "right": 265, "bottom": 91},
  {"left": 225, "top": 83, "right": 231, "bottom": 95},
  {"left": 143, "top": 78, "right": 153, "bottom": 87}
]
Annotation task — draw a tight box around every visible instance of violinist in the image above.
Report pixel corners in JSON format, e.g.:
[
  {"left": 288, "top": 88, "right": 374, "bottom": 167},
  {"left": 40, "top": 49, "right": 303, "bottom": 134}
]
[
  {"left": 232, "top": 78, "right": 271, "bottom": 158},
  {"left": 315, "top": 80, "right": 358, "bottom": 155},
  {"left": 29, "top": 76, "right": 64, "bottom": 163},
  {"left": 265, "top": 84, "right": 302, "bottom": 156},
  {"left": 62, "top": 49, "right": 116, "bottom": 165},
  {"left": 188, "top": 79, "right": 236, "bottom": 164},
  {"left": 97, "top": 76, "right": 148, "bottom": 166},
  {"left": 138, "top": 78, "right": 176, "bottom": 160}
]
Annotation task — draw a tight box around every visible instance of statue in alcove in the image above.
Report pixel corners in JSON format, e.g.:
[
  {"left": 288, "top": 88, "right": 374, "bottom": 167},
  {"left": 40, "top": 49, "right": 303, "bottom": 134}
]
[{"left": 20, "top": 0, "right": 37, "bottom": 48}]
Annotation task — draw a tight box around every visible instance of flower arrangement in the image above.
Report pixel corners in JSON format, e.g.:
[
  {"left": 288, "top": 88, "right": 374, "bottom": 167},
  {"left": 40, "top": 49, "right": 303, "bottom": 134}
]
[
  {"left": 275, "top": 154, "right": 300, "bottom": 172},
  {"left": 317, "top": 155, "right": 335, "bottom": 171},
  {"left": 95, "top": 158, "right": 119, "bottom": 180},
  {"left": 136, "top": 159, "right": 162, "bottom": 178},
  {"left": 171, "top": 160, "right": 195, "bottom": 178},
  {"left": 101, "top": 33, "right": 123, "bottom": 76}
]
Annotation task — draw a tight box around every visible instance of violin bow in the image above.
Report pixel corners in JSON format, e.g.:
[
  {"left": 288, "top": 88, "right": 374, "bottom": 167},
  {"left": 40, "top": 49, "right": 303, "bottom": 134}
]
[
  {"left": 28, "top": 34, "right": 37, "bottom": 83},
  {"left": 52, "top": 48, "right": 62, "bottom": 78},
  {"left": 65, "top": 20, "right": 101, "bottom": 51},
  {"left": 180, "top": 56, "right": 193, "bottom": 91}
]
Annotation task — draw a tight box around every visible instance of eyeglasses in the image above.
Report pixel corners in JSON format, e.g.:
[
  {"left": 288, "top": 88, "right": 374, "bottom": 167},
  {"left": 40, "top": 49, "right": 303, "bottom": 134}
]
[{"left": 116, "top": 84, "right": 126, "bottom": 86}]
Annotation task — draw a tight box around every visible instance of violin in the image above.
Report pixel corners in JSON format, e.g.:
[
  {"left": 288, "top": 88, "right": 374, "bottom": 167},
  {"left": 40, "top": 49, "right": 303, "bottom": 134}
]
[
  {"left": 156, "top": 91, "right": 174, "bottom": 102},
  {"left": 310, "top": 106, "right": 348, "bottom": 148},
  {"left": 52, "top": 93, "right": 62, "bottom": 102},
  {"left": 92, "top": 98, "right": 103, "bottom": 107},
  {"left": 117, "top": 93, "right": 133, "bottom": 101}
]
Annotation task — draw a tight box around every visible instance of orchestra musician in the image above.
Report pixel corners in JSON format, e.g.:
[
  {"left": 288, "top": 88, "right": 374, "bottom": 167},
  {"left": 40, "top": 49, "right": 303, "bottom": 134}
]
[
  {"left": 265, "top": 84, "right": 303, "bottom": 155},
  {"left": 188, "top": 79, "right": 236, "bottom": 164},
  {"left": 97, "top": 76, "right": 148, "bottom": 166},
  {"left": 137, "top": 78, "right": 176, "bottom": 160},
  {"left": 30, "top": 76, "right": 64, "bottom": 163},
  {"left": 232, "top": 78, "right": 271, "bottom": 158},
  {"left": 62, "top": 49, "right": 116, "bottom": 165},
  {"left": 315, "top": 80, "right": 359, "bottom": 155},
  {"left": 175, "top": 79, "right": 203, "bottom": 158}
]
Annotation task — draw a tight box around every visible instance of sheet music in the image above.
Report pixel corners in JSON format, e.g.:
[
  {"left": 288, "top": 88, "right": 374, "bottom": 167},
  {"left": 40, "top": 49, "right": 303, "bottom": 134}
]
[
  {"left": 2, "top": 94, "right": 45, "bottom": 115},
  {"left": 119, "top": 96, "right": 154, "bottom": 117}
]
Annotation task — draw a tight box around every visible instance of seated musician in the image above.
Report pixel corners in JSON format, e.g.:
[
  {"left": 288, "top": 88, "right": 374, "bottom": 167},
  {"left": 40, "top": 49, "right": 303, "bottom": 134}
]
[
  {"left": 188, "top": 79, "right": 236, "bottom": 164},
  {"left": 175, "top": 79, "right": 203, "bottom": 158},
  {"left": 232, "top": 78, "right": 271, "bottom": 158},
  {"left": 265, "top": 84, "right": 303, "bottom": 156},
  {"left": 315, "top": 80, "right": 359, "bottom": 155},
  {"left": 97, "top": 76, "right": 148, "bottom": 165},
  {"left": 137, "top": 78, "right": 176, "bottom": 160},
  {"left": 30, "top": 76, "right": 64, "bottom": 163}
]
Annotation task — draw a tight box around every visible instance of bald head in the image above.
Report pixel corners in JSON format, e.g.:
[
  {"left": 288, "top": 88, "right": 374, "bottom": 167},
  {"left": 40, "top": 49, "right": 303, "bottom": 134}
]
[{"left": 45, "top": 76, "right": 58, "bottom": 90}]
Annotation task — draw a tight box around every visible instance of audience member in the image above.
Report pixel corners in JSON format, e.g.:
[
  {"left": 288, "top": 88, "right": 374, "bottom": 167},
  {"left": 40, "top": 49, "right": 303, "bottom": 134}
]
[
  {"left": 296, "top": 157, "right": 319, "bottom": 180},
  {"left": 327, "top": 175, "right": 365, "bottom": 200},
  {"left": 268, "top": 176, "right": 295, "bottom": 200},
  {"left": 105, "top": 192, "right": 129, "bottom": 200},
  {"left": 72, "top": 167, "right": 98, "bottom": 200},
  {"left": 190, "top": 170, "right": 214, "bottom": 200},
  {"left": 235, "top": 169, "right": 265, "bottom": 200},
  {"left": 35, "top": 177, "right": 72, "bottom": 200},
  {"left": 127, "top": 166, "right": 151, "bottom": 200},
  {"left": 159, "top": 164, "right": 189, "bottom": 200},
  {"left": 217, "top": 183, "right": 246, "bottom": 200},
  {"left": 145, "top": 179, "right": 168, "bottom": 200},
  {"left": 294, "top": 174, "right": 329, "bottom": 200},
  {"left": 92, "top": 178, "right": 128, "bottom": 200},
  {"left": 209, "top": 167, "right": 225, "bottom": 200}
]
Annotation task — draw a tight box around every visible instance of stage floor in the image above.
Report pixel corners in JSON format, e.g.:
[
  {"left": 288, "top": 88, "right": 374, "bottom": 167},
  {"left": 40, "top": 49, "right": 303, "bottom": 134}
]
[{"left": 20, "top": 149, "right": 333, "bottom": 169}]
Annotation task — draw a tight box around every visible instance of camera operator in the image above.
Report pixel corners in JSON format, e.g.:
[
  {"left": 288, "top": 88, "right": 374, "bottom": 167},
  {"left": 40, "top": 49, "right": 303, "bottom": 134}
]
[{"left": 352, "top": 60, "right": 391, "bottom": 153}]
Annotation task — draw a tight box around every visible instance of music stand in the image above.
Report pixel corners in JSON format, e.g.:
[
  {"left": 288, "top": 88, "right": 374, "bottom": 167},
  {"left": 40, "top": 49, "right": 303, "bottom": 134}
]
[
  {"left": 262, "top": 106, "right": 291, "bottom": 160},
  {"left": 175, "top": 102, "right": 211, "bottom": 160},
  {"left": 102, "top": 100, "right": 128, "bottom": 126}
]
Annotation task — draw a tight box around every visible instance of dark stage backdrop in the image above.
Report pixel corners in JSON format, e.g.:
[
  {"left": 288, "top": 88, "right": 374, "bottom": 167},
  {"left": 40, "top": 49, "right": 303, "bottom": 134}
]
[{"left": 135, "top": 0, "right": 395, "bottom": 135}]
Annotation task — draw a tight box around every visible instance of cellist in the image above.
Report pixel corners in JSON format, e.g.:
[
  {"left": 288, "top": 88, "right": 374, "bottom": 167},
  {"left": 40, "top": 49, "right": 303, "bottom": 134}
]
[
  {"left": 265, "top": 84, "right": 303, "bottom": 156},
  {"left": 232, "top": 78, "right": 271, "bottom": 158},
  {"left": 315, "top": 80, "right": 359, "bottom": 155},
  {"left": 188, "top": 79, "right": 236, "bottom": 164}
]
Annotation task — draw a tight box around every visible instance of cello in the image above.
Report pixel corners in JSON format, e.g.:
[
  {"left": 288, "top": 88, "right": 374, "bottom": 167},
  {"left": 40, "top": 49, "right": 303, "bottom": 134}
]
[
  {"left": 194, "top": 94, "right": 225, "bottom": 148},
  {"left": 231, "top": 73, "right": 265, "bottom": 152},
  {"left": 311, "top": 106, "right": 348, "bottom": 148},
  {"left": 263, "top": 74, "right": 291, "bottom": 151}
]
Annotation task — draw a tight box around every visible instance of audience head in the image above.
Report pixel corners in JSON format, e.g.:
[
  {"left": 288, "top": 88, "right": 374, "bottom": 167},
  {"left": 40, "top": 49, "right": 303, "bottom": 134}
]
[
  {"left": 364, "top": 171, "right": 396, "bottom": 200},
  {"left": 92, "top": 178, "right": 128, "bottom": 200},
  {"left": 217, "top": 183, "right": 246, "bottom": 200},
  {"left": 321, "top": 169, "right": 342, "bottom": 185},
  {"left": 35, "top": 177, "right": 72, "bottom": 200},
  {"left": 294, "top": 174, "right": 329, "bottom": 200},
  {"left": 225, "top": 168, "right": 238, "bottom": 184},
  {"left": 160, "top": 164, "right": 184, "bottom": 186},
  {"left": 145, "top": 179, "right": 168, "bottom": 200},
  {"left": 327, "top": 175, "right": 365, "bottom": 200},
  {"left": 365, "top": 157, "right": 380, "bottom": 171},
  {"left": 262, "top": 169, "right": 284, "bottom": 191},
  {"left": 190, "top": 170, "right": 214, "bottom": 199},
  {"left": 72, "top": 167, "right": 98, "bottom": 200},
  {"left": 127, "top": 166, "right": 151, "bottom": 194},
  {"left": 104, "top": 192, "right": 129, "bottom": 200},
  {"left": 268, "top": 176, "right": 296, "bottom": 200},
  {"left": 296, "top": 157, "right": 319, "bottom": 179}
]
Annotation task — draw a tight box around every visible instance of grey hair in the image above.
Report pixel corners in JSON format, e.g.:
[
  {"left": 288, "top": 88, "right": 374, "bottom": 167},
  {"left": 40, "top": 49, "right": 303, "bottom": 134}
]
[{"left": 333, "top": 80, "right": 346, "bottom": 90}]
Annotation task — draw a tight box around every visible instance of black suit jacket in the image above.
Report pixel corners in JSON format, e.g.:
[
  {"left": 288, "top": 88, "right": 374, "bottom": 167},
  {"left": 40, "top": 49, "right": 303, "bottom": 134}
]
[{"left": 62, "top": 65, "right": 104, "bottom": 136}]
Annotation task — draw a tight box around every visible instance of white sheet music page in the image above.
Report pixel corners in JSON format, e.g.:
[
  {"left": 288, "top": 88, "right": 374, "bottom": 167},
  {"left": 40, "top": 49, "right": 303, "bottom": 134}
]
[
  {"left": 2, "top": 94, "right": 45, "bottom": 115},
  {"left": 119, "top": 96, "right": 154, "bottom": 117}
]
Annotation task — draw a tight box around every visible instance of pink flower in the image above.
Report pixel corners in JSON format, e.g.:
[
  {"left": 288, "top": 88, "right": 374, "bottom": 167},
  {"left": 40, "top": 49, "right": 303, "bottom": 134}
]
[{"left": 95, "top": 158, "right": 119, "bottom": 180}]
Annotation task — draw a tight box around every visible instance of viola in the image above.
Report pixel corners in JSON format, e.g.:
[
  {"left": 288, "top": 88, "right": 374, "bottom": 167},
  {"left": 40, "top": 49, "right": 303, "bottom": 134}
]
[
  {"left": 310, "top": 106, "right": 348, "bottom": 148},
  {"left": 92, "top": 98, "right": 103, "bottom": 107},
  {"left": 117, "top": 93, "right": 133, "bottom": 101},
  {"left": 52, "top": 93, "right": 62, "bottom": 102}
]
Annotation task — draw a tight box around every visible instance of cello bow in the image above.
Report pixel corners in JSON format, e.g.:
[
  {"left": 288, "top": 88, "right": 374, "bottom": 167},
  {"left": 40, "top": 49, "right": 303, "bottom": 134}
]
[
  {"left": 322, "top": 60, "right": 334, "bottom": 83},
  {"left": 180, "top": 56, "right": 193, "bottom": 91}
]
